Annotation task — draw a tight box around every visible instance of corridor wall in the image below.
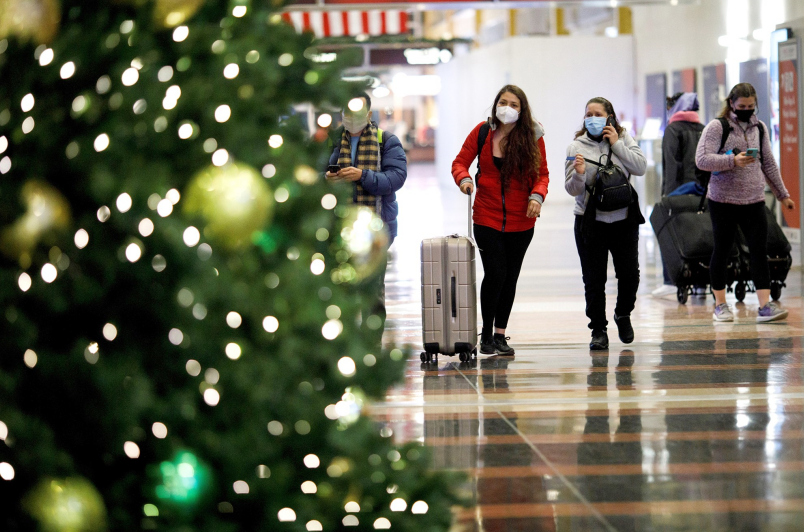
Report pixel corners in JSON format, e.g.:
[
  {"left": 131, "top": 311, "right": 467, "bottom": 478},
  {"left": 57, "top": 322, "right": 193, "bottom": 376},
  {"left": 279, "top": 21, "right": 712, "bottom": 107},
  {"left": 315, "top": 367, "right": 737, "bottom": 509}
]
[
  {"left": 631, "top": 0, "right": 804, "bottom": 130},
  {"left": 435, "top": 35, "right": 635, "bottom": 206}
]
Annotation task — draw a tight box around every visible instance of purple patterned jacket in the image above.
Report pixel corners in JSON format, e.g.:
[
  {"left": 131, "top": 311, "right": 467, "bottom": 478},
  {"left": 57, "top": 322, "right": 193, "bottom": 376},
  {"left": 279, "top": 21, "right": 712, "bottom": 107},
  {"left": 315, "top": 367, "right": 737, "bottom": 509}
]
[{"left": 695, "top": 112, "right": 789, "bottom": 205}]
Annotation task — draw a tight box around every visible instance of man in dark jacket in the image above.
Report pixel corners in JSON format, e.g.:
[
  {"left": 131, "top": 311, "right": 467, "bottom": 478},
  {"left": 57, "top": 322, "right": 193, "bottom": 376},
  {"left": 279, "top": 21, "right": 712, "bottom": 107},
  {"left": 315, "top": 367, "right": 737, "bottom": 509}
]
[{"left": 325, "top": 92, "right": 407, "bottom": 344}]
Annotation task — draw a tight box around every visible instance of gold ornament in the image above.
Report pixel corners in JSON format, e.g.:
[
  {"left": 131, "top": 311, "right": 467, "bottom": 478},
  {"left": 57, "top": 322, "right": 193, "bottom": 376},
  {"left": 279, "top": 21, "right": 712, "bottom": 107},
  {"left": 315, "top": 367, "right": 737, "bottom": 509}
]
[
  {"left": 0, "top": 180, "right": 71, "bottom": 261},
  {"left": 184, "top": 162, "right": 274, "bottom": 250},
  {"left": 332, "top": 206, "right": 388, "bottom": 284},
  {"left": 115, "top": 0, "right": 204, "bottom": 28},
  {"left": 0, "top": 0, "right": 61, "bottom": 45},
  {"left": 24, "top": 477, "right": 107, "bottom": 532},
  {"left": 153, "top": 0, "right": 204, "bottom": 28}
]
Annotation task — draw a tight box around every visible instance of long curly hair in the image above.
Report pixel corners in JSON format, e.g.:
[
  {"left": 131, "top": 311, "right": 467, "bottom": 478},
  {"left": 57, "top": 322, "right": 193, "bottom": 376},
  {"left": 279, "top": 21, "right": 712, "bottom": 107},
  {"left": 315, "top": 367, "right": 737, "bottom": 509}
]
[
  {"left": 574, "top": 97, "right": 625, "bottom": 139},
  {"left": 491, "top": 85, "right": 541, "bottom": 188}
]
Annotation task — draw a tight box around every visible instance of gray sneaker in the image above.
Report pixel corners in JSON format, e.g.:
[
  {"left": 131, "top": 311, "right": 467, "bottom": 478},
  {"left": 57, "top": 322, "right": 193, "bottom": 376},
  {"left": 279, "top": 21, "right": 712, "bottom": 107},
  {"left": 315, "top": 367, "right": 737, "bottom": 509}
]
[
  {"left": 713, "top": 303, "right": 734, "bottom": 322},
  {"left": 757, "top": 302, "right": 788, "bottom": 323}
]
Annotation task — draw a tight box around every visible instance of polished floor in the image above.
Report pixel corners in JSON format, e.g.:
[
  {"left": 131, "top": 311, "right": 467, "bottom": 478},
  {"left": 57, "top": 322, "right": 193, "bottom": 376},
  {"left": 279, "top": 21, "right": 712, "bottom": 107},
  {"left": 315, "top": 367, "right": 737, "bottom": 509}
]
[{"left": 372, "top": 163, "right": 804, "bottom": 531}]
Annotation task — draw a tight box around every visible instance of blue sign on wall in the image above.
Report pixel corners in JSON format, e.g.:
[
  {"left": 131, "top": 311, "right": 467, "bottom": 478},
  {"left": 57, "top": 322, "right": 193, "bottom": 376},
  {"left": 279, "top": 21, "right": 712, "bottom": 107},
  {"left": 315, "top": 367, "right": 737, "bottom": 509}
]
[
  {"left": 702, "top": 64, "right": 726, "bottom": 124},
  {"left": 646, "top": 72, "right": 667, "bottom": 131},
  {"left": 740, "top": 58, "right": 771, "bottom": 129}
]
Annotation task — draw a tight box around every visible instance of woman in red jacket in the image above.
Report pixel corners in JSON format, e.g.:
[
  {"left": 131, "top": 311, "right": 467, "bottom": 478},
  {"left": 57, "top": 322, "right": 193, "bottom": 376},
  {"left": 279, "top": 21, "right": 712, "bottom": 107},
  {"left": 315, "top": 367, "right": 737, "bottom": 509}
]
[{"left": 452, "top": 85, "right": 549, "bottom": 355}]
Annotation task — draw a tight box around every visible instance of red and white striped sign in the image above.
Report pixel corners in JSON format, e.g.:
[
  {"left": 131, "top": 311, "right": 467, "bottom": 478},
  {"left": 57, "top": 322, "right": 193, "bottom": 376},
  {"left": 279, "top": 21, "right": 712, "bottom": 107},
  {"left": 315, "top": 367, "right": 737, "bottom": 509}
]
[{"left": 282, "top": 10, "right": 409, "bottom": 38}]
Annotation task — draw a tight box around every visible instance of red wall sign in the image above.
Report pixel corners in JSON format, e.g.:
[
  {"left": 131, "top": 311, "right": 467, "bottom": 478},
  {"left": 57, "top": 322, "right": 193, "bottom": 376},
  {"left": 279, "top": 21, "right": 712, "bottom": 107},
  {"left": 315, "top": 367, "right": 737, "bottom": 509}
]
[{"left": 779, "top": 40, "right": 800, "bottom": 229}]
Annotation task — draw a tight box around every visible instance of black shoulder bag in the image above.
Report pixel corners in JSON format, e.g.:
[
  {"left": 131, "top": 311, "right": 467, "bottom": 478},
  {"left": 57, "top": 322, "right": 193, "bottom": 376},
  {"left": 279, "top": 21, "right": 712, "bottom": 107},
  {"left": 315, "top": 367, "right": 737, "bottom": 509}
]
[
  {"left": 579, "top": 143, "right": 642, "bottom": 240},
  {"left": 582, "top": 144, "right": 634, "bottom": 212}
]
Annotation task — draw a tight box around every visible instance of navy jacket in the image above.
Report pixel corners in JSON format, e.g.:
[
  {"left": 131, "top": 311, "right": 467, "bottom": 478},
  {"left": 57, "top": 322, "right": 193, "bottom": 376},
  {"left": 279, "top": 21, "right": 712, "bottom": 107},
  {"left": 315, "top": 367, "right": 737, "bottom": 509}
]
[{"left": 327, "top": 126, "right": 407, "bottom": 238}]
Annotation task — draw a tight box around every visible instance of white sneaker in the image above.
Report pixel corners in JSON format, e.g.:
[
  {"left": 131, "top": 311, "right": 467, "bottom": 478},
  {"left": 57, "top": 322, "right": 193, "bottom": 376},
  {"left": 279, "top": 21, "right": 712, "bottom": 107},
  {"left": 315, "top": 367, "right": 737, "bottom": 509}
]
[
  {"left": 651, "top": 285, "right": 676, "bottom": 298},
  {"left": 757, "top": 302, "right": 788, "bottom": 323},
  {"left": 713, "top": 303, "right": 734, "bottom": 322}
]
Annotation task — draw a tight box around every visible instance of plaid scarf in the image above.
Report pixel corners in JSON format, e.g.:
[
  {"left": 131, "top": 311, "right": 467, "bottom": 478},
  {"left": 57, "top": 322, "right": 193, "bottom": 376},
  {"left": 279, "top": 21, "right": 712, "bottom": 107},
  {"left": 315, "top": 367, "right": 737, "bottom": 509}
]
[{"left": 338, "top": 123, "right": 381, "bottom": 213}]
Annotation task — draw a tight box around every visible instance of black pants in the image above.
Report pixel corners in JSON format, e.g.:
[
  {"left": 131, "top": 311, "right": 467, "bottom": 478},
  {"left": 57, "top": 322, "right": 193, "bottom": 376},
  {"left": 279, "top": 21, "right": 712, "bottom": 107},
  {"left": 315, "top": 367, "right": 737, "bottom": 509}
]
[
  {"left": 474, "top": 224, "right": 534, "bottom": 333},
  {"left": 360, "top": 236, "right": 394, "bottom": 346},
  {"left": 574, "top": 216, "right": 640, "bottom": 331},
  {"left": 708, "top": 199, "right": 769, "bottom": 291},
  {"left": 661, "top": 254, "right": 673, "bottom": 285}
]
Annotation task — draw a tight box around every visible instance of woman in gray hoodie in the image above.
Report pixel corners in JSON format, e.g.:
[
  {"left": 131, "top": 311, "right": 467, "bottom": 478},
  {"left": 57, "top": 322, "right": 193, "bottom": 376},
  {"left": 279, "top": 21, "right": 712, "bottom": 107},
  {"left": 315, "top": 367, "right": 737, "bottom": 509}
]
[{"left": 565, "top": 97, "right": 647, "bottom": 350}]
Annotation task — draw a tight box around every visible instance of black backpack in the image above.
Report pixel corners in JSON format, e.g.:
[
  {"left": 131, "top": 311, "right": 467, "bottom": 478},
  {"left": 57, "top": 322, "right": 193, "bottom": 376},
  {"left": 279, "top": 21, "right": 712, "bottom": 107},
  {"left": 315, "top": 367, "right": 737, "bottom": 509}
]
[{"left": 473, "top": 122, "right": 492, "bottom": 185}]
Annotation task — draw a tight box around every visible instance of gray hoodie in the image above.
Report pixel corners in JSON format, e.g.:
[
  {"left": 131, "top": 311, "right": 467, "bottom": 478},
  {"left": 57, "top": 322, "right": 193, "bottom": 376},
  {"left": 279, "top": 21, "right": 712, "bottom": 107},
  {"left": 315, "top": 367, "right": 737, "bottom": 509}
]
[{"left": 564, "top": 130, "right": 647, "bottom": 222}]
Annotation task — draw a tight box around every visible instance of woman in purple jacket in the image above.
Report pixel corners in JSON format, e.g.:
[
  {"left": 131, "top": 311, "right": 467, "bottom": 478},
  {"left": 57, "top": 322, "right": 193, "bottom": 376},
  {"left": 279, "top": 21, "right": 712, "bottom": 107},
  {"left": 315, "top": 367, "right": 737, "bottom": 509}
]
[{"left": 696, "top": 83, "right": 795, "bottom": 323}]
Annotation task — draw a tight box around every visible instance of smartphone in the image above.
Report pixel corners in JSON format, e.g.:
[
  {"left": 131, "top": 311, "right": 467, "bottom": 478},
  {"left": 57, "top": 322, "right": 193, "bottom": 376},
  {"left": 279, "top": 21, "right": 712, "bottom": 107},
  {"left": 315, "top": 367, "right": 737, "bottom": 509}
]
[
  {"left": 327, "top": 165, "right": 340, "bottom": 174},
  {"left": 745, "top": 148, "right": 759, "bottom": 158}
]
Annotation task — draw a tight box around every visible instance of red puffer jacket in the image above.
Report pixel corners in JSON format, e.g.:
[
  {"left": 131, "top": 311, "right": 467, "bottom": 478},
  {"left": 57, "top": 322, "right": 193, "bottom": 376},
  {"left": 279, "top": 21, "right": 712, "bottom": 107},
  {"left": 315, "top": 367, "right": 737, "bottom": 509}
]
[{"left": 452, "top": 121, "right": 549, "bottom": 232}]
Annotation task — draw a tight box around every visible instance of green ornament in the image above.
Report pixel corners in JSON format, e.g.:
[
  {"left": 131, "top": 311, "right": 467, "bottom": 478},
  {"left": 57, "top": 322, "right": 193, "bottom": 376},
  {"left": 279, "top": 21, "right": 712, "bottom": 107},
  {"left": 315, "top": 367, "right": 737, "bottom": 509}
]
[
  {"left": 154, "top": 451, "right": 210, "bottom": 505},
  {"left": 184, "top": 162, "right": 274, "bottom": 250},
  {"left": 332, "top": 206, "right": 388, "bottom": 284},
  {"left": 24, "top": 477, "right": 107, "bottom": 532}
]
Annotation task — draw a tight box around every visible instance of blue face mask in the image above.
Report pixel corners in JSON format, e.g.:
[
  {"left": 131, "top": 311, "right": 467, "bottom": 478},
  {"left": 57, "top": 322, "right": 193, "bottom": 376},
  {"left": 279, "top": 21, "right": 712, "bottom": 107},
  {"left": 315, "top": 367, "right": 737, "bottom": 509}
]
[{"left": 585, "top": 116, "right": 607, "bottom": 137}]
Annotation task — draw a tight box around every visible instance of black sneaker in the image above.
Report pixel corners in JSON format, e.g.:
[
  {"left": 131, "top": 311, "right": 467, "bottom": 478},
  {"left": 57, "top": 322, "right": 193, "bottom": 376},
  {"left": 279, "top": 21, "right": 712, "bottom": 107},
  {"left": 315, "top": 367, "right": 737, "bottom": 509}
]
[
  {"left": 493, "top": 334, "right": 515, "bottom": 356},
  {"left": 590, "top": 329, "right": 609, "bottom": 351},
  {"left": 613, "top": 313, "right": 634, "bottom": 344},
  {"left": 480, "top": 333, "right": 495, "bottom": 354}
]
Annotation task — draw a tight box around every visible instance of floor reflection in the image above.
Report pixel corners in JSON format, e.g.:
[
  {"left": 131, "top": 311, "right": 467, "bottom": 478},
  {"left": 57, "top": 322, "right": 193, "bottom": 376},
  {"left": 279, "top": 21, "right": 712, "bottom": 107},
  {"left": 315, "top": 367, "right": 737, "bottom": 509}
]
[{"left": 374, "top": 164, "right": 804, "bottom": 531}]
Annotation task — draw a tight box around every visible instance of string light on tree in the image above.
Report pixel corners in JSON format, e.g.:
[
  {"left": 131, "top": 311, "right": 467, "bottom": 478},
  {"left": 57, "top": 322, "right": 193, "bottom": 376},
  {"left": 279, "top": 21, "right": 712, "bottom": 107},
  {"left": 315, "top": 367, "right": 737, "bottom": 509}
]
[
  {"left": 38, "top": 47, "right": 54, "bottom": 66},
  {"left": 0, "top": 1, "right": 461, "bottom": 529},
  {"left": 172, "top": 25, "right": 189, "bottom": 42}
]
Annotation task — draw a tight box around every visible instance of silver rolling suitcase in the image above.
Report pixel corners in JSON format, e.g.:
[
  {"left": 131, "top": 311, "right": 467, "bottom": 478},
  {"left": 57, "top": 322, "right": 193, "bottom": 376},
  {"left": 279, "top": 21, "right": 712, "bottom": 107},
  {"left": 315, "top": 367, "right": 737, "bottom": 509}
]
[{"left": 420, "top": 195, "right": 478, "bottom": 363}]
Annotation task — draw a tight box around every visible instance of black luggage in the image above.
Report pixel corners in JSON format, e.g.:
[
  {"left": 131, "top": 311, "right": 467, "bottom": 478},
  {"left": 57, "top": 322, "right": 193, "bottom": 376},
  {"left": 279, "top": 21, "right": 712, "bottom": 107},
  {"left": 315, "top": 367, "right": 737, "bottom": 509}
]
[
  {"left": 650, "top": 195, "right": 738, "bottom": 304},
  {"left": 733, "top": 206, "right": 792, "bottom": 302}
]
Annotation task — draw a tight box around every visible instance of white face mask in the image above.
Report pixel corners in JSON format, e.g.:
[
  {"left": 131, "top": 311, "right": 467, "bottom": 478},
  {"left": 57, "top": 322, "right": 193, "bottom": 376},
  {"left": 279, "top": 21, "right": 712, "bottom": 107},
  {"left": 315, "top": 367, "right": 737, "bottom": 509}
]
[
  {"left": 496, "top": 105, "right": 520, "bottom": 125},
  {"left": 342, "top": 113, "right": 369, "bottom": 134}
]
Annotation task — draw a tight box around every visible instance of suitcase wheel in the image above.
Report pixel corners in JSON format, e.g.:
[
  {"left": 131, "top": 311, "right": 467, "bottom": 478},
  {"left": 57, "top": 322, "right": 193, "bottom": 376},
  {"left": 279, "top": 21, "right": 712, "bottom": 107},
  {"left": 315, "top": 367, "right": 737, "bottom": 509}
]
[
  {"left": 677, "top": 286, "right": 689, "bottom": 305},
  {"left": 735, "top": 282, "right": 746, "bottom": 302},
  {"left": 420, "top": 352, "right": 427, "bottom": 362},
  {"left": 459, "top": 352, "right": 469, "bottom": 362},
  {"left": 771, "top": 282, "right": 783, "bottom": 301}
]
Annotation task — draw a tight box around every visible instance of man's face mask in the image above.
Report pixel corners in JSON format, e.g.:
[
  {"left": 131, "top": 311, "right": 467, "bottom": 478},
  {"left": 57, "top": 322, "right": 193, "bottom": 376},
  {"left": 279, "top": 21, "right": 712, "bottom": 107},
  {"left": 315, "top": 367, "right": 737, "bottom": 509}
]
[{"left": 342, "top": 111, "right": 369, "bottom": 134}]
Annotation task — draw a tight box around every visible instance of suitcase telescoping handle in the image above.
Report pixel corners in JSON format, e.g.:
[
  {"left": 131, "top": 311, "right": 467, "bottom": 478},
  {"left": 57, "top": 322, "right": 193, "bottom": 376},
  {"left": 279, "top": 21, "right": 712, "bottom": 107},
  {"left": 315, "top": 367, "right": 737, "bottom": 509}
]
[{"left": 467, "top": 191, "right": 473, "bottom": 239}]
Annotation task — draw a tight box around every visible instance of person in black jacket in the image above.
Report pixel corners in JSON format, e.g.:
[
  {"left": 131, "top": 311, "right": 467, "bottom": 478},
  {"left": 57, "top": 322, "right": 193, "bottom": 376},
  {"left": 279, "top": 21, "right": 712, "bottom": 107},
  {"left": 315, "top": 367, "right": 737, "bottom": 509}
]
[
  {"left": 652, "top": 92, "right": 706, "bottom": 298},
  {"left": 326, "top": 92, "right": 407, "bottom": 345}
]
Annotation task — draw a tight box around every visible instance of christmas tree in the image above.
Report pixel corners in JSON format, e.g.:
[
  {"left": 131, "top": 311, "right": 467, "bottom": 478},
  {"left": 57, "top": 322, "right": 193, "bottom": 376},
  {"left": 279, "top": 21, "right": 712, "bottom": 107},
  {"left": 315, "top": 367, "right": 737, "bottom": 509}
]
[{"left": 0, "top": 1, "right": 461, "bottom": 530}]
